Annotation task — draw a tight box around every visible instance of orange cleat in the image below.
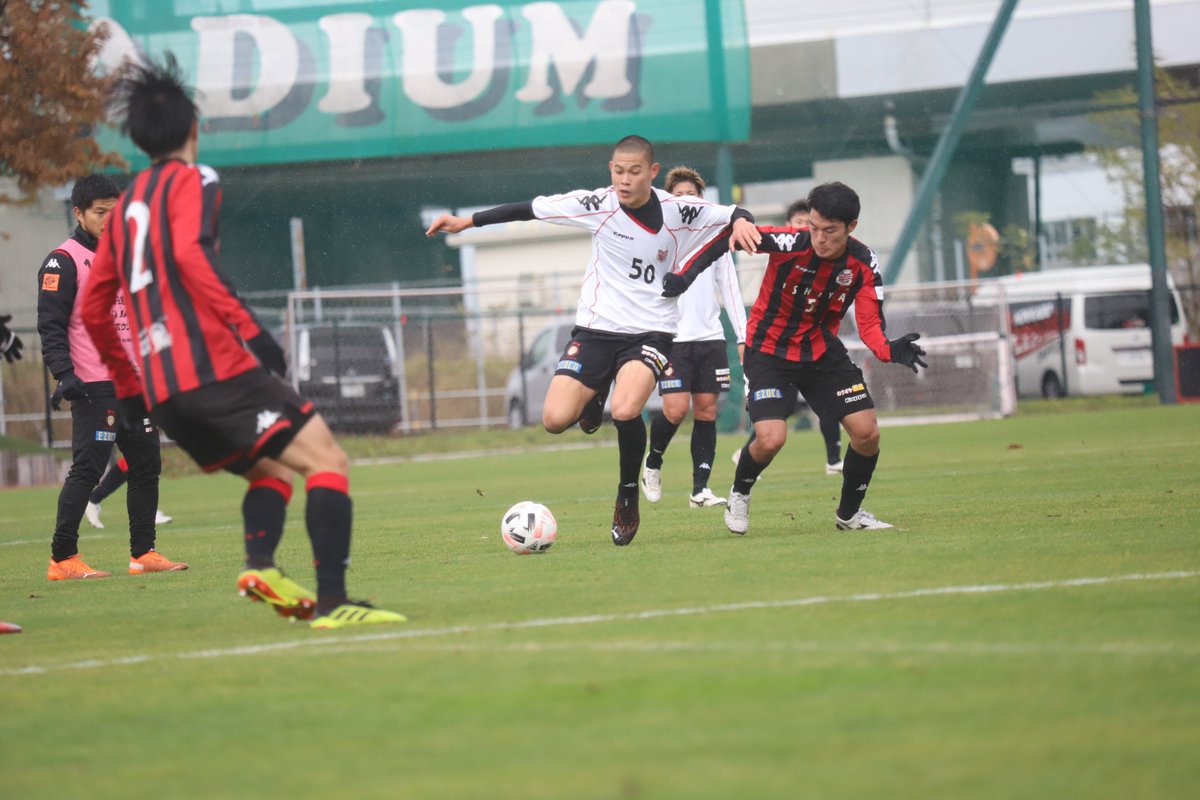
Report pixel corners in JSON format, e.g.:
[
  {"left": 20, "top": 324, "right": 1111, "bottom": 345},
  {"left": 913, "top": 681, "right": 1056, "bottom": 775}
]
[
  {"left": 129, "top": 550, "right": 190, "bottom": 574},
  {"left": 0, "top": 621, "right": 22, "bottom": 634},
  {"left": 47, "top": 555, "right": 112, "bottom": 581}
]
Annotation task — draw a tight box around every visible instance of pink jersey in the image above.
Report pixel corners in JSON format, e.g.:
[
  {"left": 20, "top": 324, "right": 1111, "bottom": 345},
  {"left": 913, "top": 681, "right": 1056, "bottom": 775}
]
[{"left": 56, "top": 236, "right": 135, "bottom": 383}]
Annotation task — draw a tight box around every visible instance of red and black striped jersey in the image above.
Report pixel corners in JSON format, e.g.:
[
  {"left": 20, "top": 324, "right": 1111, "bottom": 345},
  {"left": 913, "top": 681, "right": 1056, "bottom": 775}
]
[
  {"left": 81, "top": 159, "right": 263, "bottom": 404},
  {"left": 744, "top": 226, "right": 891, "bottom": 363}
]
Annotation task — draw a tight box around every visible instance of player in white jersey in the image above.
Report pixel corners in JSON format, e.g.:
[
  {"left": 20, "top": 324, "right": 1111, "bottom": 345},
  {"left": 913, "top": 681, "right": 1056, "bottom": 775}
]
[
  {"left": 426, "top": 136, "right": 758, "bottom": 545},
  {"left": 640, "top": 167, "right": 747, "bottom": 509}
]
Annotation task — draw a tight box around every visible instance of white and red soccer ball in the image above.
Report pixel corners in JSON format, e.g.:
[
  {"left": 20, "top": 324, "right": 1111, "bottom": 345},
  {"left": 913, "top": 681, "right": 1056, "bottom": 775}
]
[{"left": 500, "top": 501, "right": 557, "bottom": 555}]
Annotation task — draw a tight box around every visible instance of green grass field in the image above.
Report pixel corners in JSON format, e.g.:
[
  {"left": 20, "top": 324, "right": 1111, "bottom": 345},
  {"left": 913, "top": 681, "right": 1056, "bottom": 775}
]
[{"left": 2, "top": 404, "right": 1198, "bottom": 799}]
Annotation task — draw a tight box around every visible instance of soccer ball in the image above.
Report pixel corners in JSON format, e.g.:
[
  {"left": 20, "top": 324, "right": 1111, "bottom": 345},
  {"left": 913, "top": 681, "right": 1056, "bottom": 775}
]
[{"left": 500, "top": 501, "right": 557, "bottom": 555}]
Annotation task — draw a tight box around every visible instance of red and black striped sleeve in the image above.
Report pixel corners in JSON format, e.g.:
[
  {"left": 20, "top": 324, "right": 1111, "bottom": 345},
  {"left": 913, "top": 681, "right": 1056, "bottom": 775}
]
[{"left": 169, "top": 168, "right": 263, "bottom": 341}]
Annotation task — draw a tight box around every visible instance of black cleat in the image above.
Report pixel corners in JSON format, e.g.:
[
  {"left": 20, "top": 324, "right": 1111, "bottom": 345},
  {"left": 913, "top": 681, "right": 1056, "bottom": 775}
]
[
  {"left": 578, "top": 388, "right": 608, "bottom": 435},
  {"left": 611, "top": 494, "right": 640, "bottom": 546}
]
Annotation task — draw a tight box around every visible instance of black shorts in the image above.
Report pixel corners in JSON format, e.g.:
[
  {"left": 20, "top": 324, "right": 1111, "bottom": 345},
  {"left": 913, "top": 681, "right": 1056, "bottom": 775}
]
[
  {"left": 554, "top": 327, "right": 673, "bottom": 390},
  {"left": 150, "top": 368, "right": 316, "bottom": 475},
  {"left": 743, "top": 347, "right": 874, "bottom": 424},
  {"left": 659, "top": 340, "right": 731, "bottom": 395}
]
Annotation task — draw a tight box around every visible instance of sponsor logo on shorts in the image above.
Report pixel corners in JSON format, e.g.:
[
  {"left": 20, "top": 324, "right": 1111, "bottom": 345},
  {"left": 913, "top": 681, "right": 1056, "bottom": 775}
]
[
  {"left": 836, "top": 269, "right": 854, "bottom": 286},
  {"left": 557, "top": 359, "right": 583, "bottom": 373},
  {"left": 641, "top": 345, "right": 668, "bottom": 371},
  {"left": 836, "top": 383, "right": 866, "bottom": 397},
  {"left": 715, "top": 368, "right": 730, "bottom": 376},
  {"left": 95, "top": 431, "right": 116, "bottom": 442},
  {"left": 843, "top": 392, "right": 868, "bottom": 404},
  {"left": 753, "top": 388, "right": 784, "bottom": 401},
  {"left": 660, "top": 379, "right": 683, "bottom": 389}
]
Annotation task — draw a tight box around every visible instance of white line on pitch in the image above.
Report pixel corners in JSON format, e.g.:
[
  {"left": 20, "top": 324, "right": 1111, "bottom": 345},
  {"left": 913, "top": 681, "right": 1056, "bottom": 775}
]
[{"left": 2, "top": 570, "right": 1196, "bottom": 677}]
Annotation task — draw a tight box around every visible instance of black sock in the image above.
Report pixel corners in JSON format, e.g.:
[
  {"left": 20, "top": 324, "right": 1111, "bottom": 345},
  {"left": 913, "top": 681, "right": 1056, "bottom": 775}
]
[
  {"left": 732, "top": 446, "right": 770, "bottom": 496},
  {"left": 124, "top": 449, "right": 161, "bottom": 559},
  {"left": 90, "top": 457, "right": 129, "bottom": 504},
  {"left": 837, "top": 447, "right": 879, "bottom": 520},
  {"left": 691, "top": 420, "right": 717, "bottom": 494},
  {"left": 243, "top": 478, "right": 292, "bottom": 569},
  {"left": 820, "top": 417, "right": 842, "bottom": 464},
  {"left": 614, "top": 417, "right": 646, "bottom": 498},
  {"left": 306, "top": 473, "right": 352, "bottom": 613},
  {"left": 646, "top": 412, "right": 678, "bottom": 470}
]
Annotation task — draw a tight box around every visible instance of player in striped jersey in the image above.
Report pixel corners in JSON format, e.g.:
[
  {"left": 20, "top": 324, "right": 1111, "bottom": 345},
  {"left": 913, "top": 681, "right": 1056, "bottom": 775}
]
[
  {"left": 81, "top": 54, "right": 405, "bottom": 629},
  {"left": 640, "top": 166, "right": 747, "bottom": 509},
  {"left": 427, "top": 137, "right": 758, "bottom": 545},
  {"left": 664, "top": 182, "right": 927, "bottom": 534}
]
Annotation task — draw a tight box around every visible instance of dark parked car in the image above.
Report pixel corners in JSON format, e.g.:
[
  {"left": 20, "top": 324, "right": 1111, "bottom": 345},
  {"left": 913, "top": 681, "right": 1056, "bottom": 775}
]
[{"left": 294, "top": 323, "right": 401, "bottom": 433}]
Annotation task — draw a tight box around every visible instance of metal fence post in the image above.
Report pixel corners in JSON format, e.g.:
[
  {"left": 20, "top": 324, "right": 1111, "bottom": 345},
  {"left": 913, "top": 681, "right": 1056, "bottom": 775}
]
[
  {"left": 425, "top": 316, "right": 436, "bottom": 429},
  {"left": 391, "top": 284, "right": 411, "bottom": 434},
  {"left": 517, "top": 310, "right": 528, "bottom": 426},
  {"left": 1056, "top": 292, "right": 1069, "bottom": 397}
]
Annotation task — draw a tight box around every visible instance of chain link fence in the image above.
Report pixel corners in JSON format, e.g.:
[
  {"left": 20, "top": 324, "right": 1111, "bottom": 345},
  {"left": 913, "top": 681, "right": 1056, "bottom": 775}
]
[{"left": 6, "top": 275, "right": 1198, "bottom": 448}]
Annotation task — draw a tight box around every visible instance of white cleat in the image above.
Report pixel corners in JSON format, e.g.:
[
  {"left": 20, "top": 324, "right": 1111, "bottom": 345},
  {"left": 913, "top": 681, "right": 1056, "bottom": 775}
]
[
  {"left": 155, "top": 509, "right": 173, "bottom": 525},
  {"left": 84, "top": 502, "right": 105, "bottom": 529},
  {"left": 835, "top": 508, "right": 894, "bottom": 531},
  {"left": 724, "top": 491, "right": 751, "bottom": 535},
  {"left": 825, "top": 460, "right": 844, "bottom": 475},
  {"left": 689, "top": 487, "right": 727, "bottom": 508},
  {"left": 640, "top": 459, "right": 662, "bottom": 504}
]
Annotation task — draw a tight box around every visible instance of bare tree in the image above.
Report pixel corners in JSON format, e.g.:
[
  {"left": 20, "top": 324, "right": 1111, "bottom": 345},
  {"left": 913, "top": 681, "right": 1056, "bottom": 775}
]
[{"left": 0, "top": 1, "right": 124, "bottom": 204}]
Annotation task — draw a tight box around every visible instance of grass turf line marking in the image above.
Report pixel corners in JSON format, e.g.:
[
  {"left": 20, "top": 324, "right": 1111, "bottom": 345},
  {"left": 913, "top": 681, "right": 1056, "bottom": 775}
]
[{"left": 3, "top": 570, "right": 1196, "bottom": 677}]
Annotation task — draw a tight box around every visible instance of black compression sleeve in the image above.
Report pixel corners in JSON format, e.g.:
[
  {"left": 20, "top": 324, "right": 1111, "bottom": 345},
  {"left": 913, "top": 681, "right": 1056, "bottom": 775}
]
[
  {"left": 472, "top": 202, "right": 536, "bottom": 227},
  {"left": 731, "top": 206, "right": 755, "bottom": 225}
]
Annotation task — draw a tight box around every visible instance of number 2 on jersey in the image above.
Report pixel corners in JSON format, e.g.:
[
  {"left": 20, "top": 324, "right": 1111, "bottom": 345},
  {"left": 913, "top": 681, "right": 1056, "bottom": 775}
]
[{"left": 125, "top": 201, "right": 154, "bottom": 294}]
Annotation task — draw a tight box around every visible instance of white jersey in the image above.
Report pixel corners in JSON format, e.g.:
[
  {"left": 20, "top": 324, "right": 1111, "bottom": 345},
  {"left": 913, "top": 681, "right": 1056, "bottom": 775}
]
[
  {"left": 675, "top": 252, "right": 747, "bottom": 343},
  {"left": 530, "top": 187, "right": 737, "bottom": 335}
]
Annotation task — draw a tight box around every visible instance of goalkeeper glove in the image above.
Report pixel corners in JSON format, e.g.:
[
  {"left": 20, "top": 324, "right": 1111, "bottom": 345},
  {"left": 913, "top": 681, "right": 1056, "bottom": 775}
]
[
  {"left": 888, "top": 333, "right": 928, "bottom": 374},
  {"left": 0, "top": 315, "right": 23, "bottom": 363},
  {"left": 50, "top": 372, "right": 88, "bottom": 410},
  {"left": 661, "top": 272, "right": 688, "bottom": 298}
]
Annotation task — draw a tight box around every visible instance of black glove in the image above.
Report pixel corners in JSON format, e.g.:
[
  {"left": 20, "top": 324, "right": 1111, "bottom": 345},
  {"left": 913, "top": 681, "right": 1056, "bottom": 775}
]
[
  {"left": 50, "top": 372, "right": 88, "bottom": 411},
  {"left": 888, "top": 333, "right": 928, "bottom": 374},
  {"left": 117, "top": 395, "right": 151, "bottom": 433},
  {"left": 0, "top": 315, "right": 23, "bottom": 363},
  {"left": 661, "top": 272, "right": 688, "bottom": 298},
  {"left": 246, "top": 331, "right": 287, "bottom": 377}
]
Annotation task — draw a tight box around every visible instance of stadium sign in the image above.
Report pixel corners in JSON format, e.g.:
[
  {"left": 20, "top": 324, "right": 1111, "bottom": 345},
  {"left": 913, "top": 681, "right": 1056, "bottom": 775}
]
[{"left": 92, "top": 0, "right": 749, "bottom": 168}]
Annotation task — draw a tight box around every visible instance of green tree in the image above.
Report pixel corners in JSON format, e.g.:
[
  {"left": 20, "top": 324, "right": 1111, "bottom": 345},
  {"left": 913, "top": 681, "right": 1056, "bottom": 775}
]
[
  {"left": 0, "top": 1, "right": 123, "bottom": 204},
  {"left": 1089, "top": 66, "right": 1200, "bottom": 338}
]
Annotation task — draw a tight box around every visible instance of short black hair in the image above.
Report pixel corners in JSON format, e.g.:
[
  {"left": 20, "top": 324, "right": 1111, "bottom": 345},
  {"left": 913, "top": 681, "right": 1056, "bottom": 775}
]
[
  {"left": 785, "top": 199, "right": 810, "bottom": 220},
  {"left": 613, "top": 135, "right": 655, "bottom": 164},
  {"left": 110, "top": 52, "right": 198, "bottom": 160},
  {"left": 807, "top": 182, "right": 860, "bottom": 225},
  {"left": 71, "top": 174, "right": 120, "bottom": 213}
]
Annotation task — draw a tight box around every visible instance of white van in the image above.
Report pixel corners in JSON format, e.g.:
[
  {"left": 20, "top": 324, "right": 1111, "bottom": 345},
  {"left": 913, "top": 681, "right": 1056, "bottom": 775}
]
[{"left": 984, "top": 265, "right": 1185, "bottom": 397}]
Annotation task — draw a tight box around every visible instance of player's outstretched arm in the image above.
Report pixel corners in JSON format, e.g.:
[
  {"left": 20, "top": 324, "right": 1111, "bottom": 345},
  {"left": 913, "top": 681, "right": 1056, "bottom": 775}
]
[
  {"left": 727, "top": 218, "right": 763, "bottom": 253},
  {"left": 425, "top": 214, "right": 474, "bottom": 236}
]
